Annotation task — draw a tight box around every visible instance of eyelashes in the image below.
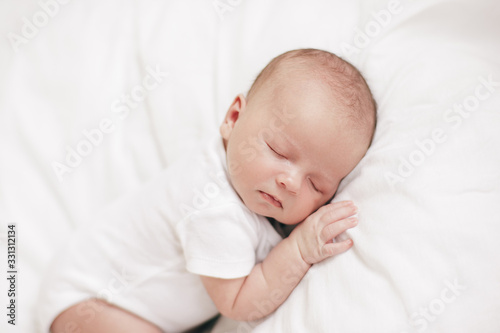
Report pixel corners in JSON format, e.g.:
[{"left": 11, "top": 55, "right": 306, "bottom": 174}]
[
  {"left": 309, "top": 178, "right": 320, "bottom": 193},
  {"left": 266, "top": 142, "right": 285, "bottom": 158},
  {"left": 267, "top": 141, "right": 322, "bottom": 194}
]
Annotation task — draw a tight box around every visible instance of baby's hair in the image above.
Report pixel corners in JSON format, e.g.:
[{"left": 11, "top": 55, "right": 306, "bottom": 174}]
[{"left": 246, "top": 48, "right": 377, "bottom": 146}]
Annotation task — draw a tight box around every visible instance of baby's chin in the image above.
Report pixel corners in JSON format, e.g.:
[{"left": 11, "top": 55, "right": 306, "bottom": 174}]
[{"left": 246, "top": 205, "right": 299, "bottom": 225}]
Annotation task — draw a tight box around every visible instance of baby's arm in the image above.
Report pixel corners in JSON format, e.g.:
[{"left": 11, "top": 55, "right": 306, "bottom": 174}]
[{"left": 200, "top": 200, "right": 358, "bottom": 321}]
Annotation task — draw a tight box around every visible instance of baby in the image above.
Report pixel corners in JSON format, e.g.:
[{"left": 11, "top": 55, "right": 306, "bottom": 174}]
[{"left": 38, "top": 48, "right": 376, "bottom": 332}]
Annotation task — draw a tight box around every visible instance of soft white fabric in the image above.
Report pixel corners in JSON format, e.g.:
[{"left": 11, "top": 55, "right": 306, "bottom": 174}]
[
  {"left": 1, "top": 0, "right": 499, "bottom": 332},
  {"left": 36, "top": 135, "right": 281, "bottom": 332},
  {"left": 181, "top": 206, "right": 282, "bottom": 280}
]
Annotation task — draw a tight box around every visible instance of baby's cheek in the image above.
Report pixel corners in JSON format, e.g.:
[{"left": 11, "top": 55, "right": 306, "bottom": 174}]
[
  {"left": 303, "top": 198, "right": 325, "bottom": 218},
  {"left": 288, "top": 204, "right": 313, "bottom": 225}
]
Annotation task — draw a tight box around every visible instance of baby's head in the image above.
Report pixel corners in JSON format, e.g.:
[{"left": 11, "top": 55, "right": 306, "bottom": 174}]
[{"left": 220, "top": 48, "right": 376, "bottom": 225}]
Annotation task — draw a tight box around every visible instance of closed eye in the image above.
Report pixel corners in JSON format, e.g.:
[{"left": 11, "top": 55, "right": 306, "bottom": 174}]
[
  {"left": 309, "top": 178, "right": 321, "bottom": 193},
  {"left": 267, "top": 142, "right": 285, "bottom": 158}
]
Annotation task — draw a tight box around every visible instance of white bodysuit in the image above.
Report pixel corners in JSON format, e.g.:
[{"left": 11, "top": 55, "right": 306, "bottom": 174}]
[{"left": 36, "top": 135, "right": 282, "bottom": 332}]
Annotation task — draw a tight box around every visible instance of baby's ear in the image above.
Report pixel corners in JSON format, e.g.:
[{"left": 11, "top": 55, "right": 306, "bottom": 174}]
[{"left": 220, "top": 94, "right": 246, "bottom": 140}]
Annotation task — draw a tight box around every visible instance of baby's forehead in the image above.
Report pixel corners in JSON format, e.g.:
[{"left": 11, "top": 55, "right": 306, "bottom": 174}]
[
  {"left": 270, "top": 75, "right": 345, "bottom": 113},
  {"left": 249, "top": 49, "right": 376, "bottom": 158},
  {"left": 268, "top": 65, "right": 345, "bottom": 102}
]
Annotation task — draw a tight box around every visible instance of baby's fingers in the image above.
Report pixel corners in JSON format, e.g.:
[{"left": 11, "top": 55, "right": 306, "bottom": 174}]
[
  {"left": 322, "top": 239, "right": 354, "bottom": 257},
  {"left": 318, "top": 202, "right": 358, "bottom": 227},
  {"left": 320, "top": 216, "right": 358, "bottom": 244}
]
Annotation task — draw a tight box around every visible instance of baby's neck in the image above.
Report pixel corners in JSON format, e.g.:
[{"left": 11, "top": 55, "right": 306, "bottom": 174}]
[{"left": 266, "top": 218, "right": 296, "bottom": 238}]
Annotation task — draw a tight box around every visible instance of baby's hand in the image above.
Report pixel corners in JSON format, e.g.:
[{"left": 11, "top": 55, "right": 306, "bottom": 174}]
[{"left": 290, "top": 201, "right": 358, "bottom": 265}]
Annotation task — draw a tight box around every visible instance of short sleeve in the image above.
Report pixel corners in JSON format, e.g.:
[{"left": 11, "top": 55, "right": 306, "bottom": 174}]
[{"left": 176, "top": 205, "right": 261, "bottom": 279}]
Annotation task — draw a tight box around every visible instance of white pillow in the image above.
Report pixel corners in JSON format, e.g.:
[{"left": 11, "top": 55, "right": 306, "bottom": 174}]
[{"left": 250, "top": 0, "right": 500, "bottom": 332}]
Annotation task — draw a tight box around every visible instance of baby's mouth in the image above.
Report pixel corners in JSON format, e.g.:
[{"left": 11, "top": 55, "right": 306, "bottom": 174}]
[{"left": 259, "top": 191, "right": 283, "bottom": 208}]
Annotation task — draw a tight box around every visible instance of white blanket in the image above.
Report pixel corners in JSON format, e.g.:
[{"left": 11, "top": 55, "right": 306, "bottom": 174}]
[{"left": 1, "top": 0, "right": 499, "bottom": 332}]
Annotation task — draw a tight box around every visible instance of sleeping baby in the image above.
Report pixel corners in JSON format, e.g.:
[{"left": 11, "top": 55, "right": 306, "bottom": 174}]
[{"left": 37, "top": 48, "right": 377, "bottom": 332}]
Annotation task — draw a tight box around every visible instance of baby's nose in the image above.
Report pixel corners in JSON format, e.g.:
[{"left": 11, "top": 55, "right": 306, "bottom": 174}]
[{"left": 277, "top": 172, "right": 301, "bottom": 194}]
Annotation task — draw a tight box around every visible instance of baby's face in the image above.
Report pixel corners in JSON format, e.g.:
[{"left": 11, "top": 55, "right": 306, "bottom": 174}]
[{"left": 220, "top": 79, "right": 369, "bottom": 225}]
